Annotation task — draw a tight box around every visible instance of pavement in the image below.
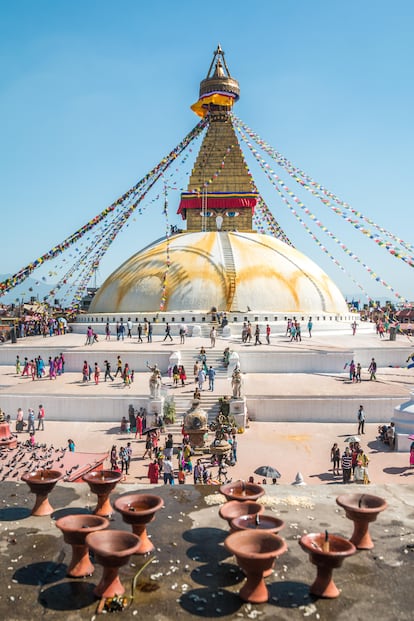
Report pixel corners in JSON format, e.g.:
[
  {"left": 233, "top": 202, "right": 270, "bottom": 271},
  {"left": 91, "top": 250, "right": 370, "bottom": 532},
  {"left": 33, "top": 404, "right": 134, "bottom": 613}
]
[
  {"left": 1, "top": 328, "right": 414, "bottom": 486},
  {"left": 0, "top": 481, "right": 413, "bottom": 620},
  {"left": 1, "top": 329, "right": 414, "bottom": 620}
]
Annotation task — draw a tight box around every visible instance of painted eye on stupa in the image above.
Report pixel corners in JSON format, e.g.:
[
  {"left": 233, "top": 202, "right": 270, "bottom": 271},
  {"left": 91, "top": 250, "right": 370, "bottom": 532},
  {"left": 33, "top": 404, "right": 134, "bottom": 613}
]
[
  {"left": 199, "top": 211, "right": 213, "bottom": 217},
  {"left": 226, "top": 212, "right": 239, "bottom": 217}
]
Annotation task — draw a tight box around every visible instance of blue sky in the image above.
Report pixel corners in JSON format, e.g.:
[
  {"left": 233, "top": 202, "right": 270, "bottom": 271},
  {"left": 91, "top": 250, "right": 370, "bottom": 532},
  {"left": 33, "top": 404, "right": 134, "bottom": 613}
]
[{"left": 1, "top": 0, "right": 413, "bottom": 304}]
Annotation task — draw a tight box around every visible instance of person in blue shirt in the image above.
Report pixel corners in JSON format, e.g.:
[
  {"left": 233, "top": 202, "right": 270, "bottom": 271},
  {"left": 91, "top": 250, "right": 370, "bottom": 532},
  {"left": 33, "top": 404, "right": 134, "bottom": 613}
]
[{"left": 208, "top": 366, "right": 216, "bottom": 391}]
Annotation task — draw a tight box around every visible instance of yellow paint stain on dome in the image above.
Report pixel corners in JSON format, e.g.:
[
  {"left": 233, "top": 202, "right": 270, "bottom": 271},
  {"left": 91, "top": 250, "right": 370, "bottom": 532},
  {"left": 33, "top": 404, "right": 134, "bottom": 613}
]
[{"left": 90, "top": 231, "right": 349, "bottom": 314}]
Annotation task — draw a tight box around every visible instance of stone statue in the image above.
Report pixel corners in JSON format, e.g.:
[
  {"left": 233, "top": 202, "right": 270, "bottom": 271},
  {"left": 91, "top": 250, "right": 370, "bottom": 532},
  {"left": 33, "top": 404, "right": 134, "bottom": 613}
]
[
  {"left": 231, "top": 367, "right": 243, "bottom": 399},
  {"left": 146, "top": 362, "right": 161, "bottom": 399}
]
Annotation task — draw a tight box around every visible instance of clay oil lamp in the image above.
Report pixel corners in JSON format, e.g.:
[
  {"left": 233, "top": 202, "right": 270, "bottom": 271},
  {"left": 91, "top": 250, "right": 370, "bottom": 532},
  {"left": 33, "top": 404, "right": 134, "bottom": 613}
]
[
  {"left": 82, "top": 469, "right": 123, "bottom": 517},
  {"left": 230, "top": 513, "right": 285, "bottom": 535},
  {"left": 114, "top": 493, "right": 164, "bottom": 554},
  {"left": 230, "top": 514, "right": 285, "bottom": 577},
  {"left": 86, "top": 530, "right": 141, "bottom": 598},
  {"left": 336, "top": 493, "right": 388, "bottom": 549},
  {"left": 299, "top": 531, "right": 356, "bottom": 598},
  {"left": 224, "top": 530, "right": 287, "bottom": 604},
  {"left": 55, "top": 514, "right": 109, "bottom": 577},
  {"left": 219, "top": 500, "right": 264, "bottom": 530},
  {"left": 21, "top": 469, "right": 63, "bottom": 516},
  {"left": 220, "top": 480, "right": 265, "bottom": 503},
  {"left": 0, "top": 418, "right": 17, "bottom": 449}
]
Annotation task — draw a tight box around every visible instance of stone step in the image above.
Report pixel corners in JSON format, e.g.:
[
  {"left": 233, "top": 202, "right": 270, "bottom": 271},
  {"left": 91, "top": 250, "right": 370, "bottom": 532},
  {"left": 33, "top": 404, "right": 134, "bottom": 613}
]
[
  {"left": 171, "top": 393, "right": 222, "bottom": 422},
  {"left": 174, "top": 351, "right": 228, "bottom": 377}
]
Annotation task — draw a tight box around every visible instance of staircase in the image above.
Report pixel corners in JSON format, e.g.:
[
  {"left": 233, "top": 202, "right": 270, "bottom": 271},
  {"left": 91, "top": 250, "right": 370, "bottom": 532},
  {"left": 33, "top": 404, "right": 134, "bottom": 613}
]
[
  {"left": 219, "top": 232, "right": 239, "bottom": 311},
  {"left": 165, "top": 348, "right": 229, "bottom": 424}
]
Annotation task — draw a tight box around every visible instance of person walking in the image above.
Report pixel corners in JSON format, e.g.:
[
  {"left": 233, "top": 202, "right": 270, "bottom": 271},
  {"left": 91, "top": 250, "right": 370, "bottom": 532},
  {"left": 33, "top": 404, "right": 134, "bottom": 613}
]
[
  {"left": 104, "top": 360, "right": 114, "bottom": 382},
  {"left": 125, "top": 442, "right": 132, "bottom": 473},
  {"left": 164, "top": 433, "right": 174, "bottom": 460},
  {"left": 85, "top": 326, "right": 93, "bottom": 345},
  {"left": 307, "top": 317, "right": 313, "bottom": 337},
  {"left": 207, "top": 366, "right": 216, "bottom": 391},
  {"left": 114, "top": 355, "right": 123, "bottom": 378},
  {"left": 231, "top": 434, "right": 238, "bottom": 463},
  {"left": 349, "top": 360, "right": 356, "bottom": 382},
  {"left": 118, "top": 319, "right": 125, "bottom": 341},
  {"left": 193, "top": 360, "right": 200, "bottom": 384},
  {"left": 163, "top": 457, "right": 174, "bottom": 485},
  {"left": 254, "top": 324, "right": 262, "bottom": 345},
  {"left": 368, "top": 357, "right": 377, "bottom": 380},
  {"left": 142, "top": 433, "right": 153, "bottom": 460},
  {"left": 127, "top": 318, "right": 133, "bottom": 338},
  {"left": 330, "top": 442, "right": 340, "bottom": 476},
  {"left": 197, "top": 367, "right": 206, "bottom": 391},
  {"left": 94, "top": 362, "right": 100, "bottom": 385},
  {"left": 355, "top": 362, "right": 362, "bottom": 383},
  {"left": 147, "top": 321, "right": 153, "bottom": 343},
  {"left": 266, "top": 324, "right": 271, "bottom": 345},
  {"left": 148, "top": 459, "right": 159, "bottom": 484},
  {"left": 105, "top": 321, "right": 111, "bottom": 341},
  {"left": 137, "top": 323, "right": 143, "bottom": 342},
  {"left": 341, "top": 447, "right": 352, "bottom": 483},
  {"left": 179, "top": 365, "right": 187, "bottom": 386},
  {"left": 163, "top": 323, "right": 173, "bottom": 342},
  {"left": 27, "top": 408, "right": 35, "bottom": 434},
  {"left": 119, "top": 447, "right": 127, "bottom": 475},
  {"left": 110, "top": 445, "right": 118, "bottom": 469},
  {"left": 135, "top": 413, "right": 143, "bottom": 439},
  {"left": 37, "top": 404, "right": 45, "bottom": 431},
  {"left": 179, "top": 324, "right": 186, "bottom": 344},
  {"left": 123, "top": 363, "right": 131, "bottom": 388},
  {"left": 210, "top": 326, "right": 216, "bottom": 348},
  {"left": 357, "top": 405, "right": 366, "bottom": 434},
  {"left": 21, "top": 357, "right": 30, "bottom": 376},
  {"left": 68, "top": 439, "right": 75, "bottom": 452},
  {"left": 82, "top": 360, "right": 89, "bottom": 382}
]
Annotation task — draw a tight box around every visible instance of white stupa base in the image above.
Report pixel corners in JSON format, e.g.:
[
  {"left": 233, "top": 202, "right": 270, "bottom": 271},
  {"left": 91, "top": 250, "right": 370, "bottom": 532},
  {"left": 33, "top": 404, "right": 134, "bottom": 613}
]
[
  {"left": 146, "top": 397, "right": 165, "bottom": 424},
  {"left": 230, "top": 397, "right": 247, "bottom": 429},
  {"left": 393, "top": 390, "right": 414, "bottom": 451}
]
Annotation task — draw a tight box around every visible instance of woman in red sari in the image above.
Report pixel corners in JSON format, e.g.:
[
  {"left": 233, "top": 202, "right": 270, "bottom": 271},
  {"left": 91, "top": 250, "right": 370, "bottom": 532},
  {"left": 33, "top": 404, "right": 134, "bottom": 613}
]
[{"left": 148, "top": 459, "right": 159, "bottom": 484}]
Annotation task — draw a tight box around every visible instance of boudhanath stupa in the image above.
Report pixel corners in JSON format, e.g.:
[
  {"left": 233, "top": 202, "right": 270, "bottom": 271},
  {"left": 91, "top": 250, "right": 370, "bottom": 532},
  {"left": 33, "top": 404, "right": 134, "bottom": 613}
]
[{"left": 89, "top": 46, "right": 349, "bottom": 320}]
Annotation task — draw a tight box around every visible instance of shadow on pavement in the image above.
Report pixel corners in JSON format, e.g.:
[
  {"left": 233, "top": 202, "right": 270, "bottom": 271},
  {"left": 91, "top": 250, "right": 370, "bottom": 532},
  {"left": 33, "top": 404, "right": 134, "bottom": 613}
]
[
  {"left": 14, "top": 561, "right": 67, "bottom": 586},
  {"left": 0, "top": 506, "right": 31, "bottom": 521},
  {"left": 38, "top": 580, "right": 96, "bottom": 610},
  {"left": 179, "top": 586, "right": 241, "bottom": 617}
]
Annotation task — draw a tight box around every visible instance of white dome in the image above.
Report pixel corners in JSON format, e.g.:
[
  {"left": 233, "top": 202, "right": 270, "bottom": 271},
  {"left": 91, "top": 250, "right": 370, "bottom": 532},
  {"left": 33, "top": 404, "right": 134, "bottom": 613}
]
[{"left": 89, "top": 231, "right": 348, "bottom": 314}]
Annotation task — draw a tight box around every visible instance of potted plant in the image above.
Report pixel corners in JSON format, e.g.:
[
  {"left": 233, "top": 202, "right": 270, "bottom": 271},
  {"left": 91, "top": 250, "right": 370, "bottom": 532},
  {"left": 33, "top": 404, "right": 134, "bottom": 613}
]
[{"left": 163, "top": 397, "right": 176, "bottom": 425}]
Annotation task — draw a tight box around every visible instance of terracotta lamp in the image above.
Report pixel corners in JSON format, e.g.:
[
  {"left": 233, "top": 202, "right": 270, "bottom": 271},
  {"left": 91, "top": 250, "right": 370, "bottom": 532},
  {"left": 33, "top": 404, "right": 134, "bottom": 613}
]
[
  {"left": 219, "top": 500, "right": 264, "bottom": 530},
  {"left": 230, "top": 513, "right": 285, "bottom": 534},
  {"left": 0, "top": 420, "right": 17, "bottom": 449},
  {"left": 299, "top": 532, "right": 356, "bottom": 598},
  {"left": 114, "top": 493, "right": 164, "bottom": 554},
  {"left": 55, "top": 514, "right": 109, "bottom": 578},
  {"left": 82, "top": 470, "right": 123, "bottom": 517},
  {"left": 86, "top": 529, "right": 141, "bottom": 598},
  {"left": 220, "top": 480, "right": 265, "bottom": 502},
  {"left": 21, "top": 469, "right": 63, "bottom": 516},
  {"left": 225, "top": 530, "right": 287, "bottom": 603},
  {"left": 336, "top": 493, "right": 388, "bottom": 549}
]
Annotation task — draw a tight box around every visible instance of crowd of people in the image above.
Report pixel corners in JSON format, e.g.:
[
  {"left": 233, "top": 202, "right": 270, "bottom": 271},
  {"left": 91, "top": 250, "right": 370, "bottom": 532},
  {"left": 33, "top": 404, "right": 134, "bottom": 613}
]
[
  {"left": 331, "top": 441, "right": 371, "bottom": 484},
  {"left": 17, "top": 353, "right": 65, "bottom": 380},
  {"left": 81, "top": 355, "right": 134, "bottom": 387}
]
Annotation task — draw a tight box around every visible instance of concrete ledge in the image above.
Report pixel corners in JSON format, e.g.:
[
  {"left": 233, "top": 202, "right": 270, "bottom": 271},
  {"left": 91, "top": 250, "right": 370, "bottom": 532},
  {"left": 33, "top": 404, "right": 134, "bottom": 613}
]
[{"left": 247, "top": 396, "right": 404, "bottom": 423}]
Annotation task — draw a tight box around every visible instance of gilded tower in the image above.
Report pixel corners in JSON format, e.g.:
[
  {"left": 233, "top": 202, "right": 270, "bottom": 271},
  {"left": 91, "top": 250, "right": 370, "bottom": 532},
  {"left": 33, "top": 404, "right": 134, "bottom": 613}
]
[{"left": 177, "top": 45, "right": 257, "bottom": 232}]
